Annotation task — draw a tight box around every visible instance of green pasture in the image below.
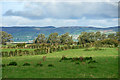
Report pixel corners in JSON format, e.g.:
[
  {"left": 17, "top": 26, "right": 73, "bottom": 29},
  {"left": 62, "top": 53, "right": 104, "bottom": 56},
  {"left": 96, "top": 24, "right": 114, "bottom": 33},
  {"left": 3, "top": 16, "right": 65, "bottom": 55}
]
[{"left": 2, "top": 48, "right": 118, "bottom": 78}]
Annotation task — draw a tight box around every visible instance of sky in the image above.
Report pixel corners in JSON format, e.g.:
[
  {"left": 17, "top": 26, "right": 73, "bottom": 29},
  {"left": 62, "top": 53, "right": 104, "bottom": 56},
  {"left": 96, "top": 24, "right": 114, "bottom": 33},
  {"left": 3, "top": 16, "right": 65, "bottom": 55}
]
[{"left": 0, "top": 0, "right": 119, "bottom": 27}]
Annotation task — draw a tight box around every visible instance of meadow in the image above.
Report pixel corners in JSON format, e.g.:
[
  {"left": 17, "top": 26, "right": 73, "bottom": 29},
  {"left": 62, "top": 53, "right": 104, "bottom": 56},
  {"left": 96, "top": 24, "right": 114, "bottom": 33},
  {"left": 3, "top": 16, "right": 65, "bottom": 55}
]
[{"left": 2, "top": 48, "right": 118, "bottom": 78}]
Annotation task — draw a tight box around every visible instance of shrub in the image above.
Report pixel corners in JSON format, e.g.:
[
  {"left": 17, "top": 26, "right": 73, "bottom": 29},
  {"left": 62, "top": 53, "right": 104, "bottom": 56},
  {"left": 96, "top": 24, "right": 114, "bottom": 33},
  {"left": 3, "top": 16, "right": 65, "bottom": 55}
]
[
  {"left": 84, "top": 57, "right": 93, "bottom": 61},
  {"left": 36, "top": 63, "right": 42, "bottom": 66},
  {"left": 53, "top": 47, "right": 56, "bottom": 52},
  {"left": 8, "top": 62, "right": 17, "bottom": 66},
  {"left": 18, "top": 50, "right": 22, "bottom": 56},
  {"left": 48, "top": 64, "right": 54, "bottom": 67},
  {"left": 79, "top": 56, "right": 84, "bottom": 62},
  {"left": 61, "top": 47, "right": 64, "bottom": 50},
  {"left": 16, "top": 43, "right": 26, "bottom": 48},
  {"left": 2, "top": 64, "right": 6, "bottom": 67},
  {"left": 4, "top": 51, "right": 9, "bottom": 57},
  {"left": 68, "top": 45, "right": 72, "bottom": 49},
  {"left": 78, "top": 45, "right": 83, "bottom": 48},
  {"left": 24, "top": 50, "right": 29, "bottom": 55},
  {"left": 75, "top": 45, "right": 79, "bottom": 49},
  {"left": 9, "top": 51, "right": 14, "bottom": 57},
  {"left": 72, "top": 46, "right": 75, "bottom": 49},
  {"left": 88, "top": 60, "right": 97, "bottom": 64},
  {"left": 101, "top": 39, "right": 118, "bottom": 47},
  {"left": 84, "top": 48, "right": 90, "bottom": 51},
  {"left": 75, "top": 62, "right": 79, "bottom": 64},
  {"left": 50, "top": 47, "right": 53, "bottom": 53},
  {"left": 23, "top": 62, "right": 30, "bottom": 66},
  {"left": 37, "top": 64, "right": 43, "bottom": 66},
  {"left": 36, "top": 62, "right": 43, "bottom": 66},
  {"left": 2, "top": 51, "right": 5, "bottom": 57},
  {"left": 94, "top": 47, "right": 100, "bottom": 50},
  {"left": 57, "top": 46, "right": 62, "bottom": 51},
  {"left": 64, "top": 45, "right": 68, "bottom": 50},
  {"left": 34, "top": 49, "right": 41, "bottom": 55},
  {"left": 14, "top": 50, "right": 18, "bottom": 56},
  {"left": 61, "top": 55, "right": 69, "bottom": 60},
  {"left": 88, "top": 66, "right": 96, "bottom": 68}
]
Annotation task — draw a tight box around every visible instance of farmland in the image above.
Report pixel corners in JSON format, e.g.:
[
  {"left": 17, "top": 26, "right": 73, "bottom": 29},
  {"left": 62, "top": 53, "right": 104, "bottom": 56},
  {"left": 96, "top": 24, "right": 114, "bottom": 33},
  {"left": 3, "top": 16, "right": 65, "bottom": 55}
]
[{"left": 2, "top": 48, "right": 118, "bottom": 78}]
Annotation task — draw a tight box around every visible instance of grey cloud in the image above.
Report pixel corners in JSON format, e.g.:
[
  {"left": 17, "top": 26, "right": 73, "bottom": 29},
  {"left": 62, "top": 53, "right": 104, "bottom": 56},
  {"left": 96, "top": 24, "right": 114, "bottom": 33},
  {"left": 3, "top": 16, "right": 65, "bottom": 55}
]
[{"left": 3, "top": 2, "right": 118, "bottom": 20}]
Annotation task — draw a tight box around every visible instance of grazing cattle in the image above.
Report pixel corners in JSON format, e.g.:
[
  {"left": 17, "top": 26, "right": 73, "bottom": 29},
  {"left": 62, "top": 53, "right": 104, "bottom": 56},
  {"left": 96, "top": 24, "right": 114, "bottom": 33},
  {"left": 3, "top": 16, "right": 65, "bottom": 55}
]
[{"left": 43, "top": 56, "right": 46, "bottom": 61}]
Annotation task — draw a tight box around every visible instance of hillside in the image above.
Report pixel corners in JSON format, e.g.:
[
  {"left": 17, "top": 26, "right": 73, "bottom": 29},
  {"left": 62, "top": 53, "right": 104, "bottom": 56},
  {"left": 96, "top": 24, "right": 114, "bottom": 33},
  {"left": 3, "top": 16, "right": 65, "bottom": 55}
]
[{"left": 1, "top": 26, "right": 118, "bottom": 42}]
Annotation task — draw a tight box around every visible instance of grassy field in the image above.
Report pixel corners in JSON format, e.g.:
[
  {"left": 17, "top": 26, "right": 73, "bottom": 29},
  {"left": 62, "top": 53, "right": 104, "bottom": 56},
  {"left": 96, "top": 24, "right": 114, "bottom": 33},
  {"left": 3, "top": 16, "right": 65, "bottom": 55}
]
[{"left": 2, "top": 48, "right": 118, "bottom": 78}]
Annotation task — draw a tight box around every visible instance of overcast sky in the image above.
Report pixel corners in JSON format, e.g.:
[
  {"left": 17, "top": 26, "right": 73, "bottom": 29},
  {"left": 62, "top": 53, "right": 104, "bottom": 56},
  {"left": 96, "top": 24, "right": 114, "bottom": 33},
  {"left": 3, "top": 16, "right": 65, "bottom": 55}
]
[{"left": 0, "top": 0, "right": 119, "bottom": 27}]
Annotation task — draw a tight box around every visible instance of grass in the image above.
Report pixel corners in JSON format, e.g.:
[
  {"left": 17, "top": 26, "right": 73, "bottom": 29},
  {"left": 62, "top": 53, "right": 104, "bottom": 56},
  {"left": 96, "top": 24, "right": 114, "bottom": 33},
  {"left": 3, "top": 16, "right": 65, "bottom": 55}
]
[{"left": 2, "top": 48, "right": 118, "bottom": 78}]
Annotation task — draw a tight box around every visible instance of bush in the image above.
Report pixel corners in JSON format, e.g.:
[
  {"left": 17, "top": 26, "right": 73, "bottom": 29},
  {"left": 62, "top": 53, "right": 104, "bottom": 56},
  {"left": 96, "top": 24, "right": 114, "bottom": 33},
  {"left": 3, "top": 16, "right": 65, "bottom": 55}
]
[
  {"left": 4, "top": 51, "right": 9, "bottom": 57},
  {"left": 9, "top": 51, "right": 14, "bottom": 57},
  {"left": 57, "top": 46, "right": 62, "bottom": 51},
  {"left": 101, "top": 39, "right": 118, "bottom": 47},
  {"left": 84, "top": 57, "right": 93, "bottom": 61},
  {"left": 64, "top": 45, "right": 68, "bottom": 50},
  {"left": 18, "top": 50, "right": 22, "bottom": 56},
  {"left": 50, "top": 47, "right": 53, "bottom": 53},
  {"left": 8, "top": 62, "right": 17, "bottom": 66},
  {"left": 88, "top": 60, "right": 97, "bottom": 64},
  {"left": 23, "top": 62, "right": 30, "bottom": 66},
  {"left": 68, "top": 45, "right": 72, "bottom": 49},
  {"left": 48, "top": 64, "right": 54, "bottom": 67},
  {"left": 84, "top": 48, "right": 90, "bottom": 51},
  {"left": 61, "top": 47, "right": 64, "bottom": 50},
  {"left": 75, "top": 62, "right": 79, "bottom": 64},
  {"left": 72, "top": 46, "right": 75, "bottom": 49},
  {"left": 78, "top": 45, "right": 83, "bottom": 48},
  {"left": 61, "top": 55, "right": 69, "bottom": 60},
  {"left": 2, "top": 64, "right": 6, "bottom": 67},
  {"left": 16, "top": 43, "right": 26, "bottom": 48},
  {"left": 94, "top": 47, "right": 102, "bottom": 50},
  {"left": 36, "top": 63, "right": 43, "bottom": 66}
]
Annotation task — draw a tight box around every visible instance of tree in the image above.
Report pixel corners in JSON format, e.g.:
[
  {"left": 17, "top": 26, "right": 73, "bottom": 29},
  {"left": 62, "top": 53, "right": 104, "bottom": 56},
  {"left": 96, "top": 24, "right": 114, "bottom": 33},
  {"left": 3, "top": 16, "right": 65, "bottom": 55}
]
[
  {"left": 47, "top": 33, "right": 60, "bottom": 44},
  {"left": 77, "top": 32, "right": 90, "bottom": 44},
  {"left": 101, "top": 39, "right": 118, "bottom": 47},
  {"left": 0, "top": 31, "right": 13, "bottom": 45},
  {"left": 16, "top": 43, "right": 26, "bottom": 48},
  {"left": 34, "top": 34, "right": 47, "bottom": 44},
  {"left": 116, "top": 32, "right": 120, "bottom": 40},
  {"left": 88, "top": 32, "right": 95, "bottom": 42},
  {"left": 95, "top": 31, "right": 101, "bottom": 40},
  {"left": 60, "top": 33, "right": 73, "bottom": 45},
  {"left": 101, "top": 33, "right": 106, "bottom": 40},
  {"left": 78, "top": 31, "right": 107, "bottom": 45},
  {"left": 108, "top": 33, "right": 116, "bottom": 39}
]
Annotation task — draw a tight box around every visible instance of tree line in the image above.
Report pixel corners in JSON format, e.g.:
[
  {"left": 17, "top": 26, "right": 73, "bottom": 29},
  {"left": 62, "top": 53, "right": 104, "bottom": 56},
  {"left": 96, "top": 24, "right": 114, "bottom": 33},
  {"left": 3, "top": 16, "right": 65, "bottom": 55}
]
[
  {"left": 1, "top": 31, "right": 119, "bottom": 57},
  {"left": 33, "top": 32, "right": 73, "bottom": 45},
  {"left": 0, "top": 31, "right": 119, "bottom": 46},
  {"left": 33, "top": 31, "right": 119, "bottom": 46}
]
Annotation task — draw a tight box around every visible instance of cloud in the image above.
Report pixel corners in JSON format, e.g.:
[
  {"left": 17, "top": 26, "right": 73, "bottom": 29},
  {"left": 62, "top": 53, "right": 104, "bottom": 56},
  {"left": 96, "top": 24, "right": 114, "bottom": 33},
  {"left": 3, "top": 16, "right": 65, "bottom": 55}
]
[
  {"left": 2, "top": 2, "right": 118, "bottom": 27},
  {"left": 3, "top": 2, "right": 118, "bottom": 20},
  {"left": 2, "top": 16, "right": 118, "bottom": 27}
]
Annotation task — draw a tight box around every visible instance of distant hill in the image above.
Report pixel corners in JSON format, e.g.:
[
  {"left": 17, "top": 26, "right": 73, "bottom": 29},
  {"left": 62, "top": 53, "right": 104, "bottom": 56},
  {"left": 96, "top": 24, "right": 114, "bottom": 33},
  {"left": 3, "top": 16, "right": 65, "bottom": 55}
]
[{"left": 1, "top": 26, "right": 118, "bottom": 42}]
